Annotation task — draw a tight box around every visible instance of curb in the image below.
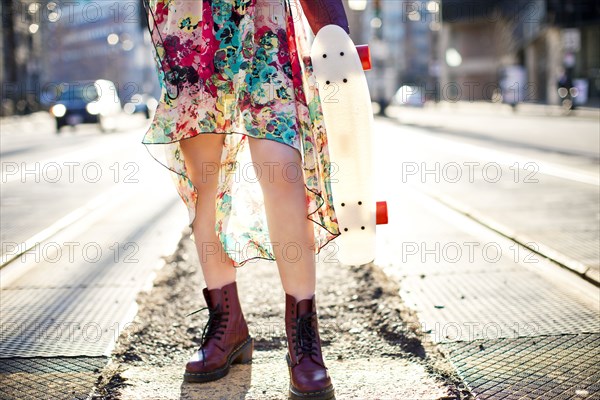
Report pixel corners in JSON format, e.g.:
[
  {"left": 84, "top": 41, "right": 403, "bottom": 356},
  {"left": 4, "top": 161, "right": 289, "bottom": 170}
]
[{"left": 417, "top": 185, "right": 600, "bottom": 287}]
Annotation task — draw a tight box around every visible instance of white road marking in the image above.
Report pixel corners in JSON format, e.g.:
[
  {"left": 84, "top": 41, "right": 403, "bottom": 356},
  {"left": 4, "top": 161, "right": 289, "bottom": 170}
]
[{"left": 0, "top": 183, "right": 136, "bottom": 268}]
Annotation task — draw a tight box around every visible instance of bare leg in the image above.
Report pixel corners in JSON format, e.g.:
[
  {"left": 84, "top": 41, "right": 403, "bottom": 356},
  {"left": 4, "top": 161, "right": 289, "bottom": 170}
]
[
  {"left": 247, "top": 137, "right": 316, "bottom": 301},
  {"left": 180, "top": 134, "right": 236, "bottom": 290}
]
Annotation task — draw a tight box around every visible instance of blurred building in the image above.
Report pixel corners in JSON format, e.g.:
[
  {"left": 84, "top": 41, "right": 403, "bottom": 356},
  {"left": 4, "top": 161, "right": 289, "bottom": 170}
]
[
  {"left": 344, "top": 0, "right": 599, "bottom": 108},
  {"left": 346, "top": 0, "right": 436, "bottom": 111},
  {"left": 1, "top": 1, "right": 44, "bottom": 116},
  {"left": 1, "top": 0, "right": 157, "bottom": 116},
  {"left": 40, "top": 1, "right": 158, "bottom": 105},
  {"left": 5, "top": 0, "right": 596, "bottom": 116},
  {"left": 439, "top": 0, "right": 600, "bottom": 106}
]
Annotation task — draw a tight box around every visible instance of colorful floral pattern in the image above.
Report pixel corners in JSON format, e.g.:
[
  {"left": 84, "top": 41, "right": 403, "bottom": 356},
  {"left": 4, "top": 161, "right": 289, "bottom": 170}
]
[{"left": 143, "top": 0, "right": 340, "bottom": 266}]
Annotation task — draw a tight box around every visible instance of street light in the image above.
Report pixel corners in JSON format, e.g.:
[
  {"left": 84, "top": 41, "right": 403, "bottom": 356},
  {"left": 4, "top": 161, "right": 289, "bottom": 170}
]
[
  {"left": 446, "top": 48, "right": 462, "bottom": 67},
  {"left": 47, "top": 2, "right": 60, "bottom": 22},
  {"left": 106, "top": 33, "right": 122, "bottom": 99},
  {"left": 427, "top": 0, "right": 441, "bottom": 30},
  {"left": 348, "top": 0, "right": 367, "bottom": 11},
  {"left": 426, "top": 1, "right": 439, "bottom": 14},
  {"left": 28, "top": 3, "right": 40, "bottom": 14},
  {"left": 107, "top": 33, "right": 119, "bottom": 46},
  {"left": 120, "top": 33, "right": 134, "bottom": 52},
  {"left": 407, "top": 10, "right": 421, "bottom": 22},
  {"left": 429, "top": 21, "right": 441, "bottom": 31}
]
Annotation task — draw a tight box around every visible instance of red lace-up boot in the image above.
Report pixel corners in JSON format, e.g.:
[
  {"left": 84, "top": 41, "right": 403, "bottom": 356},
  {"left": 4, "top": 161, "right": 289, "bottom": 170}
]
[
  {"left": 285, "top": 293, "right": 334, "bottom": 399},
  {"left": 184, "top": 281, "right": 252, "bottom": 383}
]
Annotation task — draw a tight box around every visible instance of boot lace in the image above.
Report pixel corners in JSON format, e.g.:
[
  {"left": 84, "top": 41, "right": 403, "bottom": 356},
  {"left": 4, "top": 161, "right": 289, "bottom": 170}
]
[
  {"left": 187, "top": 306, "right": 229, "bottom": 363},
  {"left": 292, "top": 311, "right": 318, "bottom": 358}
]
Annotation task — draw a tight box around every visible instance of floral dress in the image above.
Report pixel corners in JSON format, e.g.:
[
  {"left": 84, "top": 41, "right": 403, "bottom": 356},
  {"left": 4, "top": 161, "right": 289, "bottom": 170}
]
[{"left": 143, "top": 0, "right": 340, "bottom": 266}]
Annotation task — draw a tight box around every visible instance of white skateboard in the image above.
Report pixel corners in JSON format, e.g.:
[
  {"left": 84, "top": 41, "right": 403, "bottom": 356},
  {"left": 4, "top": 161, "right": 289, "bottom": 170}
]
[{"left": 310, "top": 25, "right": 388, "bottom": 266}]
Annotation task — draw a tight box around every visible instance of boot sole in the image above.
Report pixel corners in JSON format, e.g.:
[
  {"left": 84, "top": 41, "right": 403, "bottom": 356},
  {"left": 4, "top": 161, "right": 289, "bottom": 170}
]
[
  {"left": 286, "top": 354, "right": 335, "bottom": 400},
  {"left": 183, "top": 336, "right": 253, "bottom": 383},
  {"left": 289, "top": 384, "right": 335, "bottom": 400}
]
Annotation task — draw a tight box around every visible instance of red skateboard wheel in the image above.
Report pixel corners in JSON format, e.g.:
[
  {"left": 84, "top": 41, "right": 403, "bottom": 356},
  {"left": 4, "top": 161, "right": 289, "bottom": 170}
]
[
  {"left": 376, "top": 201, "right": 388, "bottom": 225},
  {"left": 356, "top": 45, "right": 372, "bottom": 71}
]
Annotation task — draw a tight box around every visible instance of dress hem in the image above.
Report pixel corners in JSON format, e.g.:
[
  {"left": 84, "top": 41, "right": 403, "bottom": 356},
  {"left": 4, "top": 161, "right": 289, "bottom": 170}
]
[{"left": 141, "top": 129, "right": 341, "bottom": 268}]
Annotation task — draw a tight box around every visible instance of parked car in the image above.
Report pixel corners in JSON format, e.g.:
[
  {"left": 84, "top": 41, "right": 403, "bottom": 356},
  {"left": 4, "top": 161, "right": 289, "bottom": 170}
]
[
  {"left": 123, "top": 93, "right": 158, "bottom": 119},
  {"left": 391, "top": 85, "right": 425, "bottom": 107},
  {"left": 49, "top": 80, "right": 122, "bottom": 133}
]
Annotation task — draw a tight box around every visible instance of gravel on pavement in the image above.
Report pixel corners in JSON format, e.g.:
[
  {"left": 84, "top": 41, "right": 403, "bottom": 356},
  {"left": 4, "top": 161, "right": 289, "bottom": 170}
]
[{"left": 93, "top": 229, "right": 469, "bottom": 399}]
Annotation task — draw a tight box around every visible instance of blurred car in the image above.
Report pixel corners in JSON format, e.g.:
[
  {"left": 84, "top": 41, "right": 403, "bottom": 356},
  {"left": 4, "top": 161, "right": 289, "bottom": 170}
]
[
  {"left": 49, "top": 79, "right": 122, "bottom": 133},
  {"left": 123, "top": 93, "right": 158, "bottom": 119},
  {"left": 391, "top": 85, "right": 425, "bottom": 107}
]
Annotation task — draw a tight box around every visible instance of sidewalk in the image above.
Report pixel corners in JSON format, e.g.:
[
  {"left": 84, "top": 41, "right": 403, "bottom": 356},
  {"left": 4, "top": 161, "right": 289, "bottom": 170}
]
[
  {"left": 93, "top": 230, "right": 462, "bottom": 400},
  {"left": 386, "top": 103, "right": 599, "bottom": 160},
  {"left": 402, "top": 101, "right": 600, "bottom": 119},
  {"left": 0, "top": 111, "right": 54, "bottom": 135}
]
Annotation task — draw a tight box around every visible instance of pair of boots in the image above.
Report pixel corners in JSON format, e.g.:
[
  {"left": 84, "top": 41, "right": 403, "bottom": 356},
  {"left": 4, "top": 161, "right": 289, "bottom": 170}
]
[{"left": 184, "top": 281, "right": 334, "bottom": 400}]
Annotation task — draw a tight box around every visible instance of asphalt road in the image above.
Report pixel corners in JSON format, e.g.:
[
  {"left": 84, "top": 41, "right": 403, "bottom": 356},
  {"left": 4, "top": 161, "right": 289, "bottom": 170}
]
[
  {"left": 1, "top": 113, "right": 186, "bottom": 265},
  {"left": 1, "top": 113, "right": 187, "bottom": 358}
]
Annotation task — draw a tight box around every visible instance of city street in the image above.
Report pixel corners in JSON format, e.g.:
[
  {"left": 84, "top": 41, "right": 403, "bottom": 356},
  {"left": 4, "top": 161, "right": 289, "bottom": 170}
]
[
  {"left": 1, "top": 107, "right": 598, "bottom": 399},
  {"left": 1, "top": 113, "right": 183, "bottom": 253},
  {"left": 0, "top": 114, "right": 188, "bottom": 397},
  {"left": 2, "top": 0, "right": 599, "bottom": 398}
]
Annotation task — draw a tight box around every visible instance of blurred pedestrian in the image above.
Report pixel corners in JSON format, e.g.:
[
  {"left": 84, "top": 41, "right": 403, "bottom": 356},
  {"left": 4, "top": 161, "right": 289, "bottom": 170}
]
[
  {"left": 557, "top": 67, "right": 576, "bottom": 110},
  {"left": 142, "top": 0, "right": 348, "bottom": 398}
]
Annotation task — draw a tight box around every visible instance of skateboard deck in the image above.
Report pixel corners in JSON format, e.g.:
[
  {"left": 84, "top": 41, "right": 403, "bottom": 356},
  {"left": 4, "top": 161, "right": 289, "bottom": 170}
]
[{"left": 310, "top": 25, "right": 387, "bottom": 266}]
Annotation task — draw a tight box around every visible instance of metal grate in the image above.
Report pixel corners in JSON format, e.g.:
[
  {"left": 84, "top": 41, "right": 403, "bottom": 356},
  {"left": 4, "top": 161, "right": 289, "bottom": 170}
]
[
  {"left": 0, "top": 356, "right": 107, "bottom": 400},
  {"left": 1, "top": 287, "right": 138, "bottom": 357},
  {"left": 400, "top": 270, "right": 600, "bottom": 342},
  {"left": 442, "top": 334, "right": 600, "bottom": 399}
]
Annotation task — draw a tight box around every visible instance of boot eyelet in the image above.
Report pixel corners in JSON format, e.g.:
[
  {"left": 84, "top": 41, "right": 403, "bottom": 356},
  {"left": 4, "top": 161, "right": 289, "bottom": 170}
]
[
  {"left": 224, "top": 290, "right": 228, "bottom": 294},
  {"left": 226, "top": 305, "right": 229, "bottom": 308}
]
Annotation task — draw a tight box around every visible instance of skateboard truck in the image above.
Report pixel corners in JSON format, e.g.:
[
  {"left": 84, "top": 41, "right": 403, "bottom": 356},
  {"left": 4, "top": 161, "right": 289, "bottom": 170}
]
[
  {"left": 359, "top": 45, "right": 385, "bottom": 227},
  {"left": 356, "top": 45, "right": 372, "bottom": 71},
  {"left": 376, "top": 201, "right": 388, "bottom": 225}
]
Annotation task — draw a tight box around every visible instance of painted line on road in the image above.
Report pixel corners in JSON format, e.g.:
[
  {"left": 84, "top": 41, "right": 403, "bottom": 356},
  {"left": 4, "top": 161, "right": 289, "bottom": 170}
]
[
  {"left": 0, "top": 184, "right": 136, "bottom": 270},
  {"left": 404, "top": 186, "right": 600, "bottom": 308},
  {"left": 442, "top": 139, "right": 599, "bottom": 186},
  {"left": 382, "top": 118, "right": 599, "bottom": 186}
]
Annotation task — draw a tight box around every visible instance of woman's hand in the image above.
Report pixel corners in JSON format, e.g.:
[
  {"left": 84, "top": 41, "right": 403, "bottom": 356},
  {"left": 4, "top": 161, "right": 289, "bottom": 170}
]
[{"left": 298, "top": 0, "right": 350, "bottom": 35}]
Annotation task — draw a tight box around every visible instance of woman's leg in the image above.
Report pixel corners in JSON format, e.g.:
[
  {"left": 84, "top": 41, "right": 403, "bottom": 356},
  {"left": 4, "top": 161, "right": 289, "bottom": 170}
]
[
  {"left": 180, "top": 134, "right": 237, "bottom": 290},
  {"left": 181, "top": 134, "right": 252, "bottom": 383},
  {"left": 181, "top": 134, "right": 253, "bottom": 382},
  {"left": 248, "top": 136, "right": 334, "bottom": 398},
  {"left": 247, "top": 137, "right": 316, "bottom": 301}
]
